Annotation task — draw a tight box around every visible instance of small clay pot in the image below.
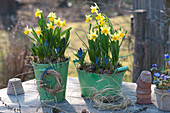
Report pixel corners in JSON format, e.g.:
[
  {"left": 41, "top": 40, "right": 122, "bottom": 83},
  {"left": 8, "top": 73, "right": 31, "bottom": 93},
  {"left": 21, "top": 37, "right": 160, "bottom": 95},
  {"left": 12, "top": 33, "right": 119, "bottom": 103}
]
[
  {"left": 137, "top": 98, "right": 152, "bottom": 104},
  {"left": 136, "top": 86, "right": 151, "bottom": 95},
  {"left": 137, "top": 78, "right": 151, "bottom": 89},
  {"left": 155, "top": 88, "right": 170, "bottom": 111},
  {"left": 136, "top": 93, "right": 151, "bottom": 99}
]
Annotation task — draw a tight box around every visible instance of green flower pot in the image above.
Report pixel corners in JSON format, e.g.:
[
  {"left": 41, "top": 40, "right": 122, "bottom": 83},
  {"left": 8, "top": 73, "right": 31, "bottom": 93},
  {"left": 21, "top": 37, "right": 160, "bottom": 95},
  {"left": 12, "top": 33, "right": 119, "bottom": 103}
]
[
  {"left": 73, "top": 59, "right": 128, "bottom": 97},
  {"left": 32, "top": 60, "right": 69, "bottom": 102}
]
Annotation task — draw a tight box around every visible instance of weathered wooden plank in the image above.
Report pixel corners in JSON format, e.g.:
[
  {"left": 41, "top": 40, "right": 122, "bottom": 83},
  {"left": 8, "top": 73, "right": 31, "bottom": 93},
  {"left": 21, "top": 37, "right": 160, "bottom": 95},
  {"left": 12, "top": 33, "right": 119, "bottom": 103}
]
[{"left": 132, "top": 10, "right": 147, "bottom": 82}]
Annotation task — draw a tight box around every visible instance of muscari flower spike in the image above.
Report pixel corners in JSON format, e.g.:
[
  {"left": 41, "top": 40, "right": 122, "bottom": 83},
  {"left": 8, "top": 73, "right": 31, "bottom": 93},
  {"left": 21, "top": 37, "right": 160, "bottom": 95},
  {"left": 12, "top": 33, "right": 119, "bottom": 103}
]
[
  {"left": 44, "top": 40, "right": 49, "bottom": 47},
  {"left": 152, "top": 64, "right": 157, "bottom": 68},
  {"left": 165, "top": 53, "right": 169, "bottom": 59},
  {"left": 56, "top": 46, "right": 59, "bottom": 53},
  {"left": 104, "top": 56, "right": 108, "bottom": 65},
  {"left": 154, "top": 73, "right": 160, "bottom": 78},
  {"left": 78, "top": 48, "right": 83, "bottom": 58},
  {"left": 95, "top": 56, "right": 99, "bottom": 66},
  {"left": 61, "top": 37, "right": 65, "bottom": 45}
]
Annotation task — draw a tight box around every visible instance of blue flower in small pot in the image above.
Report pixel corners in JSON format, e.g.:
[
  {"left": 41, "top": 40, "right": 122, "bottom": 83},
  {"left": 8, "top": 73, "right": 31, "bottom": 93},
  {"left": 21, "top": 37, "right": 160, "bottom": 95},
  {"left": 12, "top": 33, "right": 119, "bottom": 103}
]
[
  {"left": 152, "top": 64, "right": 157, "bottom": 68},
  {"left": 154, "top": 73, "right": 160, "bottom": 78},
  {"left": 165, "top": 53, "right": 169, "bottom": 59}
]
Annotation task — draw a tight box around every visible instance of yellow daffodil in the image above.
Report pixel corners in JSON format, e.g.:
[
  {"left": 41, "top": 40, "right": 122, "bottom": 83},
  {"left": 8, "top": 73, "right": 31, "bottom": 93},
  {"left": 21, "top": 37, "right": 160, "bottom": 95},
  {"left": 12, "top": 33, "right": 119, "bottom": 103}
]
[
  {"left": 35, "top": 9, "right": 43, "bottom": 18},
  {"left": 99, "top": 21, "right": 104, "bottom": 26},
  {"left": 99, "top": 18, "right": 105, "bottom": 26},
  {"left": 48, "top": 12, "right": 56, "bottom": 21},
  {"left": 100, "top": 16, "right": 105, "bottom": 21},
  {"left": 101, "top": 26, "right": 110, "bottom": 36},
  {"left": 47, "top": 22, "right": 54, "bottom": 29},
  {"left": 24, "top": 26, "right": 32, "bottom": 35},
  {"left": 85, "top": 15, "right": 92, "bottom": 23},
  {"left": 95, "top": 13, "right": 102, "bottom": 20},
  {"left": 88, "top": 32, "right": 98, "bottom": 41},
  {"left": 118, "top": 30, "right": 125, "bottom": 38},
  {"left": 54, "top": 18, "right": 62, "bottom": 27},
  {"left": 111, "top": 33, "right": 118, "bottom": 42},
  {"left": 90, "top": 3, "right": 99, "bottom": 13},
  {"left": 61, "top": 20, "right": 66, "bottom": 27},
  {"left": 35, "top": 28, "right": 42, "bottom": 35}
]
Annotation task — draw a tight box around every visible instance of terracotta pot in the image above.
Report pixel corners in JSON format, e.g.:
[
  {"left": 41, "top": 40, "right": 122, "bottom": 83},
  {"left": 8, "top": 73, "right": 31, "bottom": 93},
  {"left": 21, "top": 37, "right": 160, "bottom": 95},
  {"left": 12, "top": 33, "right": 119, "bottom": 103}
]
[{"left": 155, "top": 88, "right": 170, "bottom": 111}]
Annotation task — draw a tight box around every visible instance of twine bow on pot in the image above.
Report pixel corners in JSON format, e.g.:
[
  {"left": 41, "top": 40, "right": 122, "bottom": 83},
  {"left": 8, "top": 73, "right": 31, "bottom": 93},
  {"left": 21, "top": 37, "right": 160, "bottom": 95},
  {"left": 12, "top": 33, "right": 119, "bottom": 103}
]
[{"left": 39, "top": 69, "right": 62, "bottom": 95}]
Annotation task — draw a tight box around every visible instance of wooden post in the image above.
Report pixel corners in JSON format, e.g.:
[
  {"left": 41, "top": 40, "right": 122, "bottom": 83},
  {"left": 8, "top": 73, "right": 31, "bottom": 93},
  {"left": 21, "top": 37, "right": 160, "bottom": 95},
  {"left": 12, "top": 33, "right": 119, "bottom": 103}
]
[
  {"left": 132, "top": 10, "right": 147, "bottom": 83},
  {"left": 131, "top": 15, "right": 134, "bottom": 35}
]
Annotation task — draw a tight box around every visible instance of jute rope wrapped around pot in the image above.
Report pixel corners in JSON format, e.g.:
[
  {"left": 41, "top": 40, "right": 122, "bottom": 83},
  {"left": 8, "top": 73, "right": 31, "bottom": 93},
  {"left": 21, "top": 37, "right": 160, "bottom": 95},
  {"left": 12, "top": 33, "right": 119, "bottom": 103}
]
[{"left": 39, "top": 70, "right": 62, "bottom": 95}]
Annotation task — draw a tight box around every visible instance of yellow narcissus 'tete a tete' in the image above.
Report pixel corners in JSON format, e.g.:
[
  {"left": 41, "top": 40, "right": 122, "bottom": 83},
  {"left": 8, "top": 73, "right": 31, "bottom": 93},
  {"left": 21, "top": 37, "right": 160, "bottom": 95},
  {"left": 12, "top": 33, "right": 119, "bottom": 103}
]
[
  {"left": 24, "top": 9, "right": 72, "bottom": 62},
  {"left": 88, "top": 32, "right": 98, "bottom": 41},
  {"left": 35, "top": 9, "right": 43, "bottom": 18},
  {"left": 85, "top": 15, "right": 92, "bottom": 23},
  {"left": 74, "top": 3, "right": 127, "bottom": 69},
  {"left": 48, "top": 12, "right": 56, "bottom": 21}
]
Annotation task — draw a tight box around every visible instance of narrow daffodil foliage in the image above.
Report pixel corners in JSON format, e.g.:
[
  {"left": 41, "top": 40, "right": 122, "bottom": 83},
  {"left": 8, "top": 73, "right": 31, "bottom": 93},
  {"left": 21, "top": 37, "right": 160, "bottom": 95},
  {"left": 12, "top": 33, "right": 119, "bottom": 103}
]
[
  {"left": 151, "top": 53, "right": 170, "bottom": 90},
  {"left": 75, "top": 3, "right": 127, "bottom": 70},
  {"left": 24, "top": 9, "right": 72, "bottom": 62}
]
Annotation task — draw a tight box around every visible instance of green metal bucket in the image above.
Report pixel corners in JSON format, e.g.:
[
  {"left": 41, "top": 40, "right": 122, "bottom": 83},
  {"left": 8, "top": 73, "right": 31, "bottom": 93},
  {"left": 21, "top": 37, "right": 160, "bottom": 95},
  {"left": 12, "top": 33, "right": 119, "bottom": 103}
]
[
  {"left": 73, "top": 59, "right": 128, "bottom": 97},
  {"left": 32, "top": 60, "right": 69, "bottom": 102}
]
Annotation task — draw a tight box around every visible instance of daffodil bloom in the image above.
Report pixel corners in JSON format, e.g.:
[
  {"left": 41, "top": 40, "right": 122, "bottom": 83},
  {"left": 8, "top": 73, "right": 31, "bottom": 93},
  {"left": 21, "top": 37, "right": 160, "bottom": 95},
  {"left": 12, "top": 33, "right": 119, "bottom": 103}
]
[
  {"left": 95, "top": 13, "right": 102, "bottom": 20},
  {"left": 35, "top": 9, "right": 43, "bottom": 18},
  {"left": 48, "top": 12, "right": 56, "bottom": 21},
  {"left": 111, "top": 33, "right": 118, "bottom": 42},
  {"left": 35, "top": 28, "right": 42, "bottom": 35},
  {"left": 24, "top": 26, "right": 32, "bottom": 35},
  {"left": 99, "top": 22, "right": 104, "bottom": 26},
  {"left": 101, "top": 26, "right": 110, "bottom": 36},
  {"left": 85, "top": 15, "right": 92, "bottom": 23},
  {"left": 100, "top": 16, "right": 105, "bottom": 21},
  {"left": 54, "top": 18, "right": 61, "bottom": 27},
  {"left": 61, "top": 20, "right": 66, "bottom": 27},
  {"left": 99, "top": 19, "right": 105, "bottom": 26},
  {"left": 47, "top": 22, "right": 54, "bottom": 29},
  {"left": 118, "top": 30, "right": 125, "bottom": 38},
  {"left": 88, "top": 32, "right": 98, "bottom": 41},
  {"left": 90, "top": 3, "right": 98, "bottom": 13}
]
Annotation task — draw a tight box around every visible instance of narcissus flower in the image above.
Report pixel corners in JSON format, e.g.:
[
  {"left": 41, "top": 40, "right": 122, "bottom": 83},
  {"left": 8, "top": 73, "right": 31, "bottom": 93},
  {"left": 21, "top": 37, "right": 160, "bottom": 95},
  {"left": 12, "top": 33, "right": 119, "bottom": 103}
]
[
  {"left": 24, "top": 26, "right": 31, "bottom": 35},
  {"left": 54, "top": 18, "right": 62, "bottom": 27},
  {"left": 118, "top": 30, "right": 125, "bottom": 38},
  {"left": 90, "top": 3, "right": 99, "bottom": 13},
  {"left": 47, "top": 22, "right": 54, "bottom": 29},
  {"left": 88, "top": 32, "right": 98, "bottom": 41},
  {"left": 85, "top": 15, "right": 92, "bottom": 23},
  {"left": 35, "top": 9, "right": 43, "bottom": 18},
  {"left": 98, "top": 16, "right": 105, "bottom": 26},
  {"left": 35, "top": 28, "right": 42, "bottom": 35},
  {"left": 101, "top": 26, "right": 110, "bottom": 36},
  {"left": 95, "top": 13, "right": 102, "bottom": 20},
  {"left": 48, "top": 12, "right": 56, "bottom": 21},
  {"left": 111, "top": 33, "right": 118, "bottom": 42},
  {"left": 61, "top": 20, "right": 66, "bottom": 27}
]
